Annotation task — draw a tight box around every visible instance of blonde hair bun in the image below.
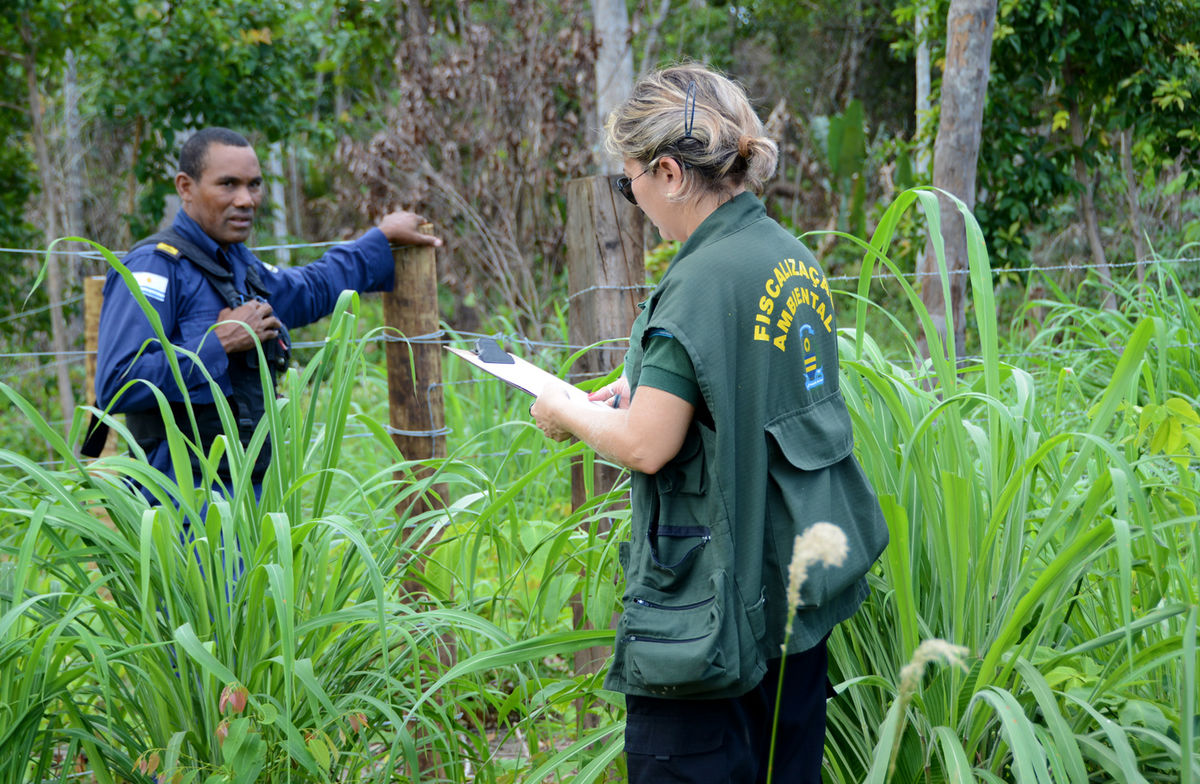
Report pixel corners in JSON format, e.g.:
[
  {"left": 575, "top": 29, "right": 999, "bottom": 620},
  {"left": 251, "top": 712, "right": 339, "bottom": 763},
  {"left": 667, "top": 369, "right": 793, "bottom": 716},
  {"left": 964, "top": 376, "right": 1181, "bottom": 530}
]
[{"left": 604, "top": 63, "right": 779, "bottom": 200}]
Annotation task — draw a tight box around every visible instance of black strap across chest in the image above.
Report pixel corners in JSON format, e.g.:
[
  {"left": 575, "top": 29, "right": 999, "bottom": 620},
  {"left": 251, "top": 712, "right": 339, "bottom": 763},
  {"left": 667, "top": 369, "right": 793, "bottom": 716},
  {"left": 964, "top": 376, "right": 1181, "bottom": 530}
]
[{"left": 130, "top": 227, "right": 270, "bottom": 308}]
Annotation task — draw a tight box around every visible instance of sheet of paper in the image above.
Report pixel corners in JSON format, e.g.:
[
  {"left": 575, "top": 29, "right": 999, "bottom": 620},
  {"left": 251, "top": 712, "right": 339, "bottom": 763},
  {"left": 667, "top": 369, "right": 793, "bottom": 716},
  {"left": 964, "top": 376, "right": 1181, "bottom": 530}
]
[{"left": 445, "top": 346, "right": 572, "bottom": 398}]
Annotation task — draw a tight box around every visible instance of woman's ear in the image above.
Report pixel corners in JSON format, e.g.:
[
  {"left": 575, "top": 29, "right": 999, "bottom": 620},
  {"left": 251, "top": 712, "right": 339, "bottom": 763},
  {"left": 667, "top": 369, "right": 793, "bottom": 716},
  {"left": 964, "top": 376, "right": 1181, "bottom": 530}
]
[{"left": 657, "top": 156, "right": 685, "bottom": 193}]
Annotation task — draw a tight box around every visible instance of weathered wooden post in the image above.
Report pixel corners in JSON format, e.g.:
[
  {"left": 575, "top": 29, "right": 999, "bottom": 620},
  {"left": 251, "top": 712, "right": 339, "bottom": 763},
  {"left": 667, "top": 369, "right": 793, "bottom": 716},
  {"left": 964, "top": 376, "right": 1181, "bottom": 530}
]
[
  {"left": 564, "top": 175, "right": 645, "bottom": 702},
  {"left": 381, "top": 229, "right": 454, "bottom": 777},
  {"left": 83, "top": 274, "right": 117, "bottom": 456},
  {"left": 383, "top": 229, "right": 445, "bottom": 472},
  {"left": 84, "top": 275, "right": 105, "bottom": 407},
  {"left": 566, "top": 175, "right": 646, "bottom": 493}
]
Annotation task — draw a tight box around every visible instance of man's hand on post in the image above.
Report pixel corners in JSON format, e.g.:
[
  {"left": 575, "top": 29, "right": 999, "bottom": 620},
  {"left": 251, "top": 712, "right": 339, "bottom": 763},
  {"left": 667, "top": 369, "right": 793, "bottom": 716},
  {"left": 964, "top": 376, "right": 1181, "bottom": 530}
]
[
  {"left": 215, "top": 300, "right": 283, "bottom": 354},
  {"left": 378, "top": 211, "right": 442, "bottom": 247}
]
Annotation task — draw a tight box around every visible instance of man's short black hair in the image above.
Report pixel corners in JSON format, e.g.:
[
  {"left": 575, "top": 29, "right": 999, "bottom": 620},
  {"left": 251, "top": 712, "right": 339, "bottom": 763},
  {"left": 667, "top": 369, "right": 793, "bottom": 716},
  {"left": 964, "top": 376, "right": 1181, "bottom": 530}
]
[{"left": 178, "top": 127, "right": 252, "bottom": 180}]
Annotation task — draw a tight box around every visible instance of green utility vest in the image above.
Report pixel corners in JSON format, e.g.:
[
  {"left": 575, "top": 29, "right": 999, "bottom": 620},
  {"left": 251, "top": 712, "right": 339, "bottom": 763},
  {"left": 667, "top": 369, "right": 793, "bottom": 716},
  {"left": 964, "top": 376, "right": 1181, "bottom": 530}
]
[{"left": 605, "top": 193, "right": 888, "bottom": 700}]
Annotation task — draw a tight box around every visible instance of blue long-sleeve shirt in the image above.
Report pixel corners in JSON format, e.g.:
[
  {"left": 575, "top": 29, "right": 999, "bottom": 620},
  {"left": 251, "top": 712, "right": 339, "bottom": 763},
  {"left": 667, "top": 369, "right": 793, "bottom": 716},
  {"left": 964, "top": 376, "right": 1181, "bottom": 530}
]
[{"left": 94, "top": 209, "right": 395, "bottom": 474}]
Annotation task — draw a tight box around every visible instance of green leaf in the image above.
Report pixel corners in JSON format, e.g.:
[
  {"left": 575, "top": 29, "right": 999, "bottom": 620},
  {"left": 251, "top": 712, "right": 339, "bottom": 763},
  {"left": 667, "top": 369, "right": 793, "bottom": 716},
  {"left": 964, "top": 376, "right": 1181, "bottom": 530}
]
[
  {"left": 257, "top": 703, "right": 279, "bottom": 726},
  {"left": 307, "top": 735, "right": 330, "bottom": 772}
]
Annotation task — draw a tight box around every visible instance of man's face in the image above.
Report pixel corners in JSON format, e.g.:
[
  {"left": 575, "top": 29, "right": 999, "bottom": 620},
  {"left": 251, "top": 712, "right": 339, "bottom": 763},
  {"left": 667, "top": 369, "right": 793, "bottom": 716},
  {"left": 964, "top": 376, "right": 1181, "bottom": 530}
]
[{"left": 176, "top": 143, "right": 263, "bottom": 247}]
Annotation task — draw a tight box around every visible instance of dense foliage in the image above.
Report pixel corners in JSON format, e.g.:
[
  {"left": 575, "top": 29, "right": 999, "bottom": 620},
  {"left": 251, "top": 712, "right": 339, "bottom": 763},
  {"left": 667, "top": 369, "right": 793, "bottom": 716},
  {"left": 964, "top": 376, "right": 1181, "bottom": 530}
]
[
  {"left": 3, "top": 1, "right": 1200, "bottom": 781},
  {"left": 1, "top": 194, "right": 1197, "bottom": 782}
]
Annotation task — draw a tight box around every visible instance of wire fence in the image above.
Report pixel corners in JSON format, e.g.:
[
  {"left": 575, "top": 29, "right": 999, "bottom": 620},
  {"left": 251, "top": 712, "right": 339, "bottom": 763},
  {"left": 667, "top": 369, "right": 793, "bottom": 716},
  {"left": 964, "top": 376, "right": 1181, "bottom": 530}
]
[
  {"left": 4, "top": 237, "right": 1197, "bottom": 329},
  {"left": 2, "top": 240, "right": 1198, "bottom": 467}
]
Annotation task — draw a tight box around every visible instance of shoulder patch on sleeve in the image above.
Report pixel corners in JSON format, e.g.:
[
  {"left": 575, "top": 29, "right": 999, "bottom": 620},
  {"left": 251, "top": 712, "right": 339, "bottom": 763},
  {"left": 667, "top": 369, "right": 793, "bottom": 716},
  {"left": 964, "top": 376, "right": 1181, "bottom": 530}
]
[
  {"left": 261, "top": 261, "right": 280, "bottom": 274},
  {"left": 154, "top": 241, "right": 181, "bottom": 257},
  {"left": 134, "top": 271, "right": 169, "bottom": 302}
]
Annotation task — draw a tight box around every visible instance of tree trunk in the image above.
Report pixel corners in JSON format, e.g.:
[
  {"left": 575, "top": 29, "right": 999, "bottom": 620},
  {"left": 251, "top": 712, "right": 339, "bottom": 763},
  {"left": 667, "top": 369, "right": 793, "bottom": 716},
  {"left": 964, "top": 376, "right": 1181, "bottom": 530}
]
[
  {"left": 65, "top": 51, "right": 85, "bottom": 256},
  {"left": 268, "top": 141, "right": 290, "bottom": 265},
  {"left": 638, "top": 0, "right": 673, "bottom": 77},
  {"left": 917, "top": 0, "right": 996, "bottom": 361},
  {"left": 915, "top": 0, "right": 932, "bottom": 175},
  {"left": 287, "top": 146, "right": 305, "bottom": 238},
  {"left": 834, "top": 0, "right": 866, "bottom": 107},
  {"left": 125, "top": 117, "right": 143, "bottom": 246},
  {"left": 1070, "top": 103, "right": 1115, "bottom": 310},
  {"left": 21, "top": 14, "right": 77, "bottom": 428},
  {"left": 592, "top": 0, "right": 634, "bottom": 173},
  {"left": 1119, "top": 128, "right": 1147, "bottom": 287}
]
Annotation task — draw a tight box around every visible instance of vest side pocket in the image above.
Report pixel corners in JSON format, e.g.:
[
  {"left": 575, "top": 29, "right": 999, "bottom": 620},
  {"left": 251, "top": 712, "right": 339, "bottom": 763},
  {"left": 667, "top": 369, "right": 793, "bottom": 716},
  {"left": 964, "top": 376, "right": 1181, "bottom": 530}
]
[
  {"left": 764, "top": 395, "right": 889, "bottom": 608},
  {"left": 618, "top": 569, "right": 763, "bottom": 697}
]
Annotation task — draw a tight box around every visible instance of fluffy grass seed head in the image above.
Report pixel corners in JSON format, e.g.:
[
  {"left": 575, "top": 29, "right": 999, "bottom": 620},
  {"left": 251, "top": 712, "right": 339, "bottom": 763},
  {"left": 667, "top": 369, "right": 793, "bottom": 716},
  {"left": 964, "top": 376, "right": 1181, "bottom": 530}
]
[
  {"left": 887, "top": 639, "right": 970, "bottom": 778},
  {"left": 898, "top": 639, "right": 970, "bottom": 702},
  {"left": 785, "top": 522, "right": 849, "bottom": 610}
]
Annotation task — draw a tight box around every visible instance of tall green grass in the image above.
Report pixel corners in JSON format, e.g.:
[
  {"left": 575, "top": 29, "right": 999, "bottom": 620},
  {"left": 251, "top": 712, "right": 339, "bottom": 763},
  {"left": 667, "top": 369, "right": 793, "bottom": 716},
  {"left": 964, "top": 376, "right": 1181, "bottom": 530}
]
[
  {"left": 1, "top": 196, "right": 1197, "bottom": 782},
  {"left": 0, "top": 243, "right": 623, "bottom": 783},
  {"left": 823, "top": 189, "right": 1199, "bottom": 783}
]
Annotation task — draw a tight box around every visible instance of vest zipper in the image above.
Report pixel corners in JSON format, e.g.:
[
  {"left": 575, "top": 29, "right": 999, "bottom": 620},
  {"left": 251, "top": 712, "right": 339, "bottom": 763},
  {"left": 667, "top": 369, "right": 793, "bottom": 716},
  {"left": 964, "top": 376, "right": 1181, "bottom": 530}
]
[
  {"left": 630, "top": 596, "right": 714, "bottom": 611},
  {"left": 624, "top": 633, "right": 709, "bottom": 644}
]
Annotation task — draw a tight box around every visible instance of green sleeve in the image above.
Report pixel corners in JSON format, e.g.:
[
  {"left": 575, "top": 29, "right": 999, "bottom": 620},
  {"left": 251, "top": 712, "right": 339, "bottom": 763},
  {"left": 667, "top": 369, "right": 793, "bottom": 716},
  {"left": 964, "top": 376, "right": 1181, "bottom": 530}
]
[{"left": 639, "top": 334, "right": 700, "bottom": 405}]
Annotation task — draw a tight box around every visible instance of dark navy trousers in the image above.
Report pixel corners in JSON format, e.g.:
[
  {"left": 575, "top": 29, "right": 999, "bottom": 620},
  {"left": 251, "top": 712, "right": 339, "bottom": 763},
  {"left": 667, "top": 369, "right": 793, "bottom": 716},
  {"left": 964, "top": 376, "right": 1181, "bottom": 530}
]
[{"left": 624, "top": 636, "right": 831, "bottom": 783}]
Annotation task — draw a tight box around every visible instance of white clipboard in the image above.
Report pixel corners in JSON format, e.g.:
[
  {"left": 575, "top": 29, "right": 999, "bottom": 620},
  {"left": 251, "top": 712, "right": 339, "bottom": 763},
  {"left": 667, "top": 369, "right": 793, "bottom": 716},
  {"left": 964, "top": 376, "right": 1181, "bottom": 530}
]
[{"left": 445, "top": 338, "right": 574, "bottom": 398}]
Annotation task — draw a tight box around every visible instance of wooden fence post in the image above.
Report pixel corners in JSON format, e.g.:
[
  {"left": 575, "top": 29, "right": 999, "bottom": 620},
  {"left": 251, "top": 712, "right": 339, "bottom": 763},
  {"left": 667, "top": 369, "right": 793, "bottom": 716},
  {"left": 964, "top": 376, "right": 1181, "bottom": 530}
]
[
  {"left": 383, "top": 230, "right": 445, "bottom": 472},
  {"left": 84, "top": 275, "right": 105, "bottom": 407},
  {"left": 84, "top": 274, "right": 117, "bottom": 456},
  {"left": 381, "top": 229, "right": 454, "bottom": 778},
  {"left": 564, "top": 175, "right": 645, "bottom": 706}
]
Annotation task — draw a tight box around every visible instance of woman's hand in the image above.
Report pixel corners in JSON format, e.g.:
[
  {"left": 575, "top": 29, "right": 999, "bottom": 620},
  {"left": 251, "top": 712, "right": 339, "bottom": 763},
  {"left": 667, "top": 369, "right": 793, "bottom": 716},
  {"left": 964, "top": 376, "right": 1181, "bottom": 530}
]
[
  {"left": 588, "top": 376, "right": 632, "bottom": 409},
  {"left": 530, "top": 379, "right": 585, "bottom": 442},
  {"left": 532, "top": 376, "right": 694, "bottom": 475}
]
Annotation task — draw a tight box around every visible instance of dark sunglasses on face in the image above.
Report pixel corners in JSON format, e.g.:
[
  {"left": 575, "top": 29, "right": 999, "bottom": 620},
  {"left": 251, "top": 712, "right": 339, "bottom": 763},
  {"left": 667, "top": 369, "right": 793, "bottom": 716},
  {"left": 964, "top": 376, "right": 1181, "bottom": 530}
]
[{"left": 615, "top": 168, "right": 650, "bottom": 206}]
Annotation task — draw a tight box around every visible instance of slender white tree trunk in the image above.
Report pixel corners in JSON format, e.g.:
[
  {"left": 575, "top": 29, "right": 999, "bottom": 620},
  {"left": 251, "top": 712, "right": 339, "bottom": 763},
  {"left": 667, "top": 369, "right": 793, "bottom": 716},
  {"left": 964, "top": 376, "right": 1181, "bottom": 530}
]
[
  {"left": 915, "top": 1, "right": 932, "bottom": 175},
  {"left": 287, "top": 147, "right": 304, "bottom": 238},
  {"left": 918, "top": 0, "right": 997, "bottom": 360},
  {"left": 268, "top": 141, "right": 290, "bottom": 265},
  {"left": 1120, "top": 128, "right": 1147, "bottom": 287},
  {"left": 1070, "top": 104, "right": 1115, "bottom": 310},
  {"left": 592, "top": 0, "right": 634, "bottom": 173},
  {"left": 65, "top": 51, "right": 85, "bottom": 251},
  {"left": 638, "top": 0, "right": 673, "bottom": 77},
  {"left": 22, "top": 14, "right": 77, "bottom": 426}
]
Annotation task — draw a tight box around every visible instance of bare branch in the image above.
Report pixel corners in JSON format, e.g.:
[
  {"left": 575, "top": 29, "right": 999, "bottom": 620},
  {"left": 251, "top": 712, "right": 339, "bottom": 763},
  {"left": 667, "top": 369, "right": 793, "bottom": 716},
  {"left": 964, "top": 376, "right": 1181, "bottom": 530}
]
[{"left": 638, "top": 0, "right": 672, "bottom": 77}]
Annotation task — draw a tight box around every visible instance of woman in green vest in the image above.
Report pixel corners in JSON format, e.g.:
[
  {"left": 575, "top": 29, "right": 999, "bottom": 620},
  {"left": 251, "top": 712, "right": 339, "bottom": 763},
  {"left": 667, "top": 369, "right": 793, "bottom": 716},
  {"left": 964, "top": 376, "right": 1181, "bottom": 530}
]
[{"left": 532, "top": 62, "right": 888, "bottom": 783}]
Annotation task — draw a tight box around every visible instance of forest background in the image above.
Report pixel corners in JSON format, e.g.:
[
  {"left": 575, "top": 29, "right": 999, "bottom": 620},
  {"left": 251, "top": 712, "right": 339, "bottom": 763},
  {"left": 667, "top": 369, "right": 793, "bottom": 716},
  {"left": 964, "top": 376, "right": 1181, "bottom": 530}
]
[
  {"left": 4, "top": 0, "right": 1199, "bottom": 440},
  {"left": 3, "top": 1, "right": 1200, "bottom": 782}
]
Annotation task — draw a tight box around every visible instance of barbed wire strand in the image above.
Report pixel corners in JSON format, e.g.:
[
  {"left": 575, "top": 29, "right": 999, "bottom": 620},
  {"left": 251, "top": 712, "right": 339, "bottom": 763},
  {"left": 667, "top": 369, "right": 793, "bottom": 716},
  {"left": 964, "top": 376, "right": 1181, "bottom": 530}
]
[
  {"left": 1, "top": 241, "right": 1194, "bottom": 333},
  {"left": 5, "top": 328, "right": 1200, "bottom": 381},
  {"left": 0, "top": 239, "right": 354, "bottom": 259},
  {"left": 2, "top": 247, "right": 1196, "bottom": 397},
  {"left": 4, "top": 240, "right": 1192, "bottom": 466},
  {"left": 2, "top": 254, "right": 1192, "bottom": 331},
  {"left": 0, "top": 294, "right": 86, "bottom": 326},
  {"left": 3, "top": 236, "right": 1197, "bottom": 274}
]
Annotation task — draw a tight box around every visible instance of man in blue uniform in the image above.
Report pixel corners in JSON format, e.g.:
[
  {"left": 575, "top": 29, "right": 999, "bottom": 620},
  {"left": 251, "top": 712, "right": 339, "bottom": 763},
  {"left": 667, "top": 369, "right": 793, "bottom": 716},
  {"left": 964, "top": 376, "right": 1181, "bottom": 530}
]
[{"left": 91, "top": 127, "right": 440, "bottom": 493}]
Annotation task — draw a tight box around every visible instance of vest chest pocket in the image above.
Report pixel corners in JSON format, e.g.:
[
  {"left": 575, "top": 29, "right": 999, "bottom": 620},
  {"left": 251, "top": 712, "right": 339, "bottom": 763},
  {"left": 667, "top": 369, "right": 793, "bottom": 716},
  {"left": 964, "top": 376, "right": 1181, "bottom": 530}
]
[{"left": 655, "top": 424, "right": 707, "bottom": 496}]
